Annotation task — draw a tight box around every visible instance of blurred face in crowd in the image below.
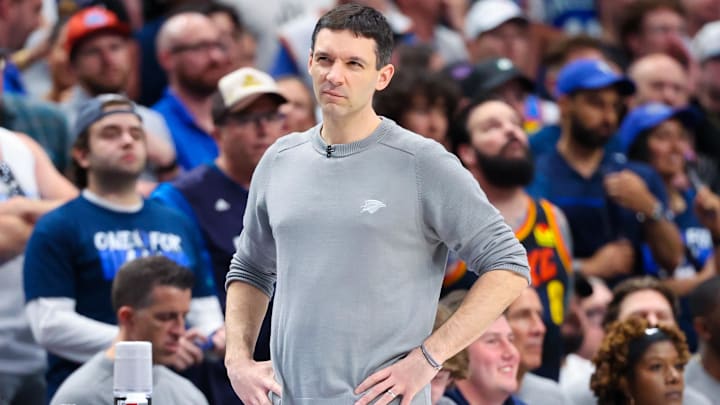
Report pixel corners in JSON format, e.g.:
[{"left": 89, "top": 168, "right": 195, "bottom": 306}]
[
  {"left": 626, "top": 340, "right": 684, "bottom": 405},
  {"left": 209, "top": 10, "right": 247, "bottom": 70},
  {"left": 468, "top": 21, "right": 530, "bottom": 73},
  {"left": 126, "top": 285, "right": 191, "bottom": 365},
  {"left": 72, "top": 33, "right": 130, "bottom": 95},
  {"left": 506, "top": 288, "right": 546, "bottom": 372},
  {"left": 308, "top": 29, "right": 394, "bottom": 121},
  {"left": 465, "top": 316, "right": 520, "bottom": 401},
  {"left": 163, "top": 15, "right": 232, "bottom": 98},
  {"left": 216, "top": 95, "right": 287, "bottom": 172},
  {"left": 2, "top": 0, "right": 43, "bottom": 50},
  {"left": 697, "top": 59, "right": 720, "bottom": 115},
  {"left": 618, "top": 289, "right": 675, "bottom": 326},
  {"left": 629, "top": 54, "right": 688, "bottom": 108},
  {"left": 462, "top": 100, "right": 533, "bottom": 188},
  {"left": 645, "top": 119, "right": 690, "bottom": 180},
  {"left": 402, "top": 94, "right": 450, "bottom": 149},
  {"left": 695, "top": 302, "right": 720, "bottom": 353},
  {"left": 577, "top": 279, "right": 613, "bottom": 359},
  {"left": 75, "top": 106, "right": 147, "bottom": 184},
  {"left": 628, "top": 7, "right": 687, "bottom": 58},
  {"left": 277, "top": 77, "right": 317, "bottom": 133},
  {"left": 563, "top": 87, "right": 623, "bottom": 150}
]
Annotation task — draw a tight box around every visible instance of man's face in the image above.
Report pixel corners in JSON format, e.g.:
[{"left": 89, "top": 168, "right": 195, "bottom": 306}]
[
  {"left": 632, "top": 8, "right": 687, "bottom": 58},
  {"left": 618, "top": 289, "right": 676, "bottom": 326},
  {"left": 505, "top": 288, "right": 546, "bottom": 371},
  {"left": 464, "top": 100, "right": 534, "bottom": 187},
  {"left": 217, "top": 95, "right": 287, "bottom": 170},
  {"left": 76, "top": 109, "right": 147, "bottom": 182},
  {"left": 277, "top": 77, "right": 316, "bottom": 133},
  {"left": 129, "top": 285, "right": 191, "bottom": 365},
  {"left": 4, "top": 0, "right": 43, "bottom": 50},
  {"left": 697, "top": 60, "right": 720, "bottom": 115},
  {"left": 401, "top": 95, "right": 449, "bottom": 149},
  {"left": 565, "top": 87, "right": 623, "bottom": 150},
  {"left": 631, "top": 58, "right": 688, "bottom": 108},
  {"left": 308, "top": 29, "right": 393, "bottom": 120},
  {"left": 169, "top": 22, "right": 231, "bottom": 98},
  {"left": 72, "top": 33, "right": 130, "bottom": 95},
  {"left": 469, "top": 21, "right": 529, "bottom": 72},
  {"left": 466, "top": 316, "right": 519, "bottom": 398},
  {"left": 577, "top": 280, "right": 613, "bottom": 359}
]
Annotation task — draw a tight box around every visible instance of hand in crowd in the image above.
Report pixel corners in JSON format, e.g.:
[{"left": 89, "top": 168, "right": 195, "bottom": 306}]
[
  {"left": 0, "top": 196, "right": 48, "bottom": 224},
  {"left": 694, "top": 186, "right": 720, "bottom": 238},
  {"left": 226, "top": 358, "right": 281, "bottom": 405},
  {"left": 211, "top": 325, "right": 226, "bottom": 358},
  {"left": 603, "top": 170, "right": 658, "bottom": 216},
  {"left": 354, "top": 347, "right": 439, "bottom": 405},
  {"left": 170, "top": 328, "right": 206, "bottom": 370},
  {"left": 582, "top": 239, "right": 635, "bottom": 278}
]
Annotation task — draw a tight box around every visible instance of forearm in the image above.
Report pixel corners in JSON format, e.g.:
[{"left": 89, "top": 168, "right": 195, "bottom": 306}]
[
  {"left": 0, "top": 215, "right": 32, "bottom": 262},
  {"left": 644, "top": 220, "right": 683, "bottom": 271},
  {"left": 225, "top": 281, "right": 271, "bottom": 364},
  {"left": 424, "top": 269, "right": 527, "bottom": 363},
  {"left": 25, "top": 297, "right": 118, "bottom": 363}
]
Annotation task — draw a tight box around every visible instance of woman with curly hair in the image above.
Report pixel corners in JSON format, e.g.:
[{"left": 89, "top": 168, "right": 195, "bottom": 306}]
[{"left": 590, "top": 317, "right": 689, "bottom": 405}]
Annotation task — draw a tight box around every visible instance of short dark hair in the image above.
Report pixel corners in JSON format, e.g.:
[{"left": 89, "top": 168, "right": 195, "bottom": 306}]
[
  {"left": 310, "top": 3, "right": 394, "bottom": 69},
  {"left": 543, "top": 34, "right": 605, "bottom": 71},
  {"left": 618, "top": 0, "right": 685, "bottom": 49},
  {"left": 174, "top": 1, "right": 244, "bottom": 35},
  {"left": 688, "top": 275, "right": 720, "bottom": 319},
  {"left": 373, "top": 68, "right": 460, "bottom": 125},
  {"left": 111, "top": 256, "right": 195, "bottom": 312},
  {"left": 603, "top": 276, "right": 679, "bottom": 328}
]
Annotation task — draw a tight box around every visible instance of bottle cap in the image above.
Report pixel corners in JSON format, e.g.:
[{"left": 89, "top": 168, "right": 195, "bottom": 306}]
[{"left": 113, "top": 341, "right": 152, "bottom": 396}]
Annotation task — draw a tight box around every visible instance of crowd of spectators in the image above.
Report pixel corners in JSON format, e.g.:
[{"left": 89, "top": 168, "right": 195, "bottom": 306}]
[{"left": 3, "top": 0, "right": 720, "bottom": 404}]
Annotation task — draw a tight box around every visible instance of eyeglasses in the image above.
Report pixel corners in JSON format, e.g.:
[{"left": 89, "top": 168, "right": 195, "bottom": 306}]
[
  {"left": 170, "top": 41, "right": 226, "bottom": 55},
  {"left": 224, "top": 111, "right": 285, "bottom": 128}
]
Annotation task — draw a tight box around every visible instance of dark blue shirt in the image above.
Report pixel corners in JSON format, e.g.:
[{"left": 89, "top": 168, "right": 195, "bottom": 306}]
[
  {"left": 528, "top": 149, "right": 668, "bottom": 270},
  {"left": 23, "top": 194, "right": 216, "bottom": 398},
  {"left": 152, "top": 88, "right": 217, "bottom": 171}
]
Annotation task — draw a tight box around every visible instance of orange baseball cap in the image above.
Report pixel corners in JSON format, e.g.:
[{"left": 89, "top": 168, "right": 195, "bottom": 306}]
[{"left": 65, "top": 6, "right": 130, "bottom": 54}]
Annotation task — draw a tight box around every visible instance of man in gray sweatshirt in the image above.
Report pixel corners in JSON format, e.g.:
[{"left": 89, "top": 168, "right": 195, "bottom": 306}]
[{"left": 224, "top": 4, "right": 531, "bottom": 405}]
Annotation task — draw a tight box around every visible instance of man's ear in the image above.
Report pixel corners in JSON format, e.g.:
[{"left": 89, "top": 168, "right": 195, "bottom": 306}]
[
  {"left": 375, "top": 63, "right": 395, "bottom": 91},
  {"left": 117, "top": 306, "right": 135, "bottom": 327},
  {"left": 71, "top": 146, "right": 90, "bottom": 169},
  {"left": 694, "top": 316, "right": 711, "bottom": 342},
  {"left": 457, "top": 143, "right": 476, "bottom": 168}
]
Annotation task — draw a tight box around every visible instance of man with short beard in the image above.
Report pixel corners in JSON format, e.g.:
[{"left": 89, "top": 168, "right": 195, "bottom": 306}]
[
  {"left": 528, "top": 58, "right": 683, "bottom": 284},
  {"left": 448, "top": 98, "right": 572, "bottom": 381},
  {"left": 63, "top": 6, "right": 177, "bottom": 183},
  {"left": 153, "top": 12, "right": 232, "bottom": 171}
]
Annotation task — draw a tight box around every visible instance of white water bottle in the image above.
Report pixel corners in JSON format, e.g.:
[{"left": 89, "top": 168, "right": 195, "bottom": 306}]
[{"left": 113, "top": 341, "right": 152, "bottom": 405}]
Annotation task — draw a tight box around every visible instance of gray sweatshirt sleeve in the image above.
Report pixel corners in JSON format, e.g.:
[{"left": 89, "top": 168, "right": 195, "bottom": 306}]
[
  {"left": 225, "top": 144, "right": 278, "bottom": 297},
  {"left": 417, "top": 142, "right": 531, "bottom": 283}
]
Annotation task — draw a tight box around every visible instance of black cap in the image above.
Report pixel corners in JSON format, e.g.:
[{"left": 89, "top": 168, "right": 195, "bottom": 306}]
[{"left": 457, "top": 58, "right": 534, "bottom": 99}]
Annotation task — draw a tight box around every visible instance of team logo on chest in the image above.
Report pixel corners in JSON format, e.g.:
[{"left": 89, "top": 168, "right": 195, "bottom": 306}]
[{"left": 360, "top": 199, "right": 386, "bottom": 214}]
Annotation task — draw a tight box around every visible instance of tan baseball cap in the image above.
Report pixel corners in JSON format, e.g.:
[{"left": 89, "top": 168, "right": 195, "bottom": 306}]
[{"left": 217, "top": 68, "right": 287, "bottom": 114}]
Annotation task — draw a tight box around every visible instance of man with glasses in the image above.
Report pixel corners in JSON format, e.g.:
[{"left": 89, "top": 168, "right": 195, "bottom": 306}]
[
  {"left": 151, "top": 67, "right": 287, "bottom": 403},
  {"left": 153, "top": 12, "right": 232, "bottom": 171}
]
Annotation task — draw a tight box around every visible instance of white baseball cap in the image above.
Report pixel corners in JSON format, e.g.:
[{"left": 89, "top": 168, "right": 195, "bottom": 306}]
[
  {"left": 465, "top": 0, "right": 528, "bottom": 40},
  {"left": 217, "top": 68, "right": 287, "bottom": 113},
  {"left": 692, "top": 21, "right": 720, "bottom": 63}
]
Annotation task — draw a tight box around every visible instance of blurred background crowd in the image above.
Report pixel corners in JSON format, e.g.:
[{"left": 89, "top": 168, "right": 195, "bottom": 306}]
[{"left": 3, "top": 0, "right": 720, "bottom": 404}]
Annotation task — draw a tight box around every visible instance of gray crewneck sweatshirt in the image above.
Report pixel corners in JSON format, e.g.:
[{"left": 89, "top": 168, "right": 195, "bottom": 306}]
[{"left": 227, "top": 118, "right": 530, "bottom": 404}]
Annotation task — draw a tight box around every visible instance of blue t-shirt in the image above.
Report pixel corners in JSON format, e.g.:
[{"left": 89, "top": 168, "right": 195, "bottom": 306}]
[
  {"left": 528, "top": 149, "right": 668, "bottom": 274},
  {"left": 152, "top": 88, "right": 217, "bottom": 171},
  {"left": 529, "top": 125, "right": 622, "bottom": 161},
  {"left": 23, "top": 194, "right": 216, "bottom": 396}
]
